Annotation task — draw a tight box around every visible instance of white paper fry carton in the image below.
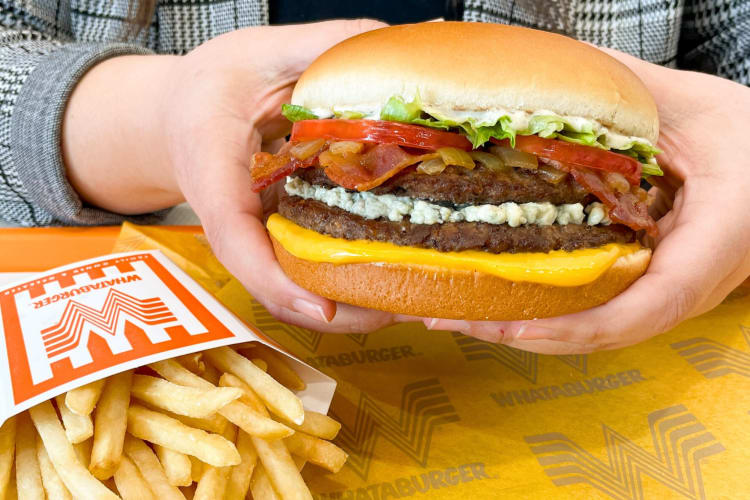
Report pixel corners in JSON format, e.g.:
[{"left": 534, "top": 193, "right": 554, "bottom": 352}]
[{"left": 0, "top": 250, "right": 336, "bottom": 424}]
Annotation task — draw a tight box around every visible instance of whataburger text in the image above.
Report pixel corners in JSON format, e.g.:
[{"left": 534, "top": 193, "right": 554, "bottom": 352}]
[{"left": 31, "top": 274, "right": 142, "bottom": 309}]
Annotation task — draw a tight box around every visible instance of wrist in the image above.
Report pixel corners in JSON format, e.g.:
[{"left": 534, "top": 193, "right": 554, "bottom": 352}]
[{"left": 62, "top": 54, "right": 184, "bottom": 214}]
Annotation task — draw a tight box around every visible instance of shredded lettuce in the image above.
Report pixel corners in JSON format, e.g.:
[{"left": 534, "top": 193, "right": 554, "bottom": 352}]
[
  {"left": 334, "top": 110, "right": 365, "bottom": 119},
  {"left": 281, "top": 104, "right": 317, "bottom": 122},
  {"left": 281, "top": 98, "right": 663, "bottom": 177}
]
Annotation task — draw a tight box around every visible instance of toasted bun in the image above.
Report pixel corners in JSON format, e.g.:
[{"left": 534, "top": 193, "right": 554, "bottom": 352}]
[
  {"left": 292, "top": 22, "right": 658, "bottom": 143},
  {"left": 272, "top": 237, "right": 652, "bottom": 321}
]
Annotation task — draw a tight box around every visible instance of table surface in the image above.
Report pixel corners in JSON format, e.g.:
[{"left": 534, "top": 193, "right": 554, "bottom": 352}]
[{"left": 0, "top": 204, "right": 202, "bottom": 272}]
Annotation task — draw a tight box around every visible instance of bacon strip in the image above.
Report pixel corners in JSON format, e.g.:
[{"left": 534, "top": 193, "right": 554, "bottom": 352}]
[
  {"left": 320, "top": 144, "right": 436, "bottom": 191},
  {"left": 567, "top": 166, "right": 657, "bottom": 236},
  {"left": 251, "top": 143, "right": 434, "bottom": 193},
  {"left": 250, "top": 142, "right": 325, "bottom": 192}
]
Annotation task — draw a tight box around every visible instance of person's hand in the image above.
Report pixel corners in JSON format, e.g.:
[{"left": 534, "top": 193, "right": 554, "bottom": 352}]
[
  {"left": 164, "top": 21, "right": 429, "bottom": 333},
  {"left": 423, "top": 52, "right": 750, "bottom": 353},
  {"left": 64, "top": 20, "right": 418, "bottom": 333}
]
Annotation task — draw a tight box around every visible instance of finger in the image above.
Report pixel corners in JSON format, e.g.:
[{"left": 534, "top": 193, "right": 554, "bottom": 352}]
[
  {"left": 476, "top": 180, "right": 745, "bottom": 347},
  {"left": 688, "top": 251, "right": 750, "bottom": 318},
  {"left": 187, "top": 130, "right": 338, "bottom": 324},
  {"left": 249, "top": 19, "right": 387, "bottom": 81},
  {"left": 424, "top": 318, "right": 514, "bottom": 343},
  {"left": 257, "top": 299, "right": 419, "bottom": 334}
]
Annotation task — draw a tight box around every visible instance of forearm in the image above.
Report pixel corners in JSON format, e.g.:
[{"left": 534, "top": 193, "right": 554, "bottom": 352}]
[{"left": 62, "top": 55, "right": 183, "bottom": 215}]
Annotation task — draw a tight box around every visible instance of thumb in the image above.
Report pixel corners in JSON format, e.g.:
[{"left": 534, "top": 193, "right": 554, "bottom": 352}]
[{"left": 258, "top": 19, "right": 388, "bottom": 79}]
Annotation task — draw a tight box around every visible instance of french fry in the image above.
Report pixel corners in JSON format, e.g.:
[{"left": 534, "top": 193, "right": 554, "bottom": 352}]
[
  {"left": 250, "top": 457, "right": 305, "bottom": 500},
  {"left": 240, "top": 345, "right": 306, "bottom": 391},
  {"left": 176, "top": 354, "right": 205, "bottom": 375},
  {"left": 15, "top": 413, "right": 43, "bottom": 500},
  {"left": 65, "top": 380, "right": 105, "bottom": 416},
  {"left": 249, "top": 464, "right": 277, "bottom": 500},
  {"left": 224, "top": 430, "right": 257, "bottom": 500},
  {"left": 5, "top": 469, "right": 15, "bottom": 500},
  {"left": 284, "top": 433, "right": 348, "bottom": 473},
  {"left": 250, "top": 358, "right": 268, "bottom": 372},
  {"left": 55, "top": 395, "right": 93, "bottom": 444},
  {"left": 188, "top": 456, "right": 203, "bottom": 483},
  {"left": 216, "top": 392, "right": 293, "bottom": 440},
  {"left": 35, "top": 435, "right": 71, "bottom": 500},
  {"left": 219, "top": 374, "right": 265, "bottom": 413},
  {"left": 28, "top": 401, "right": 119, "bottom": 500},
  {"left": 251, "top": 437, "right": 311, "bottom": 500},
  {"left": 204, "top": 347, "right": 304, "bottom": 425},
  {"left": 73, "top": 439, "right": 92, "bottom": 469},
  {"left": 123, "top": 435, "right": 185, "bottom": 500},
  {"left": 131, "top": 375, "right": 242, "bottom": 419},
  {"left": 90, "top": 370, "right": 133, "bottom": 480},
  {"left": 0, "top": 417, "right": 16, "bottom": 500},
  {"left": 126, "top": 405, "right": 240, "bottom": 467},
  {"left": 154, "top": 445, "right": 192, "bottom": 487},
  {"left": 283, "top": 410, "right": 341, "bottom": 441},
  {"left": 152, "top": 360, "right": 293, "bottom": 440},
  {"left": 193, "top": 425, "right": 235, "bottom": 500},
  {"left": 221, "top": 374, "right": 311, "bottom": 500},
  {"left": 160, "top": 409, "right": 228, "bottom": 435},
  {"left": 113, "top": 455, "right": 155, "bottom": 500},
  {"left": 200, "top": 364, "right": 220, "bottom": 385}
]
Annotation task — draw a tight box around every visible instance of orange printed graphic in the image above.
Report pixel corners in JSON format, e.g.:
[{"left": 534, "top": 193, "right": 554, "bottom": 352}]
[{"left": 1, "top": 253, "right": 235, "bottom": 405}]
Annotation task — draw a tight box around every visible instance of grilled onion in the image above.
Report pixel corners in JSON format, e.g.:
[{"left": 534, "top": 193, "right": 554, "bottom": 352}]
[
  {"left": 469, "top": 151, "right": 506, "bottom": 172},
  {"left": 537, "top": 164, "right": 568, "bottom": 184},
  {"left": 437, "top": 147, "right": 475, "bottom": 169},
  {"left": 289, "top": 139, "right": 326, "bottom": 160},
  {"left": 604, "top": 171, "right": 630, "bottom": 193},
  {"left": 490, "top": 145, "right": 538, "bottom": 170},
  {"left": 417, "top": 157, "right": 447, "bottom": 175},
  {"left": 329, "top": 141, "right": 364, "bottom": 155}
]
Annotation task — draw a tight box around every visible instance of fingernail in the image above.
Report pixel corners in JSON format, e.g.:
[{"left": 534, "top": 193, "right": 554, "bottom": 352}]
[
  {"left": 425, "top": 318, "right": 440, "bottom": 330},
  {"left": 292, "top": 298, "right": 330, "bottom": 323},
  {"left": 515, "top": 322, "right": 558, "bottom": 340}
]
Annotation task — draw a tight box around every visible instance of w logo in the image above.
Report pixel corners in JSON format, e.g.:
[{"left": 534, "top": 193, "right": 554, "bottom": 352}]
[
  {"left": 525, "top": 405, "right": 724, "bottom": 500},
  {"left": 331, "top": 379, "right": 460, "bottom": 480},
  {"left": 42, "top": 289, "right": 178, "bottom": 359},
  {"left": 670, "top": 328, "right": 750, "bottom": 378},
  {"left": 452, "top": 332, "right": 588, "bottom": 383}
]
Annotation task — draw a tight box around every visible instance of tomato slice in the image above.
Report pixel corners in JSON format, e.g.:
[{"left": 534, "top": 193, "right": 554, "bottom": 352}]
[
  {"left": 493, "top": 135, "right": 642, "bottom": 185},
  {"left": 291, "top": 119, "right": 473, "bottom": 151}
]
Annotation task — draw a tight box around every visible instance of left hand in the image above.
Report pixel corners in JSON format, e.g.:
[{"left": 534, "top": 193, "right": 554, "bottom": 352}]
[{"left": 423, "top": 50, "right": 750, "bottom": 354}]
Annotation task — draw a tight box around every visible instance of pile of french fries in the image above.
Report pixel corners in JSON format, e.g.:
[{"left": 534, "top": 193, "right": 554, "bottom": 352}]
[{"left": 0, "top": 343, "right": 347, "bottom": 499}]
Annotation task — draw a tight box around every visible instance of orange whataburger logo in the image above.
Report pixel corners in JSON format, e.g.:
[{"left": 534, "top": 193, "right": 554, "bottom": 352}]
[
  {"left": 42, "top": 289, "right": 179, "bottom": 359},
  {"left": 1, "top": 252, "right": 235, "bottom": 405}
]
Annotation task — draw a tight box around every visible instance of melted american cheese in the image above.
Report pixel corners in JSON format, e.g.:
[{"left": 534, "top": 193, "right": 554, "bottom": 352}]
[{"left": 267, "top": 214, "right": 641, "bottom": 287}]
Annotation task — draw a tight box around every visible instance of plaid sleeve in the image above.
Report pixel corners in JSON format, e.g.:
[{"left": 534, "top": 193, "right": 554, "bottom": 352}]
[
  {"left": 678, "top": 0, "right": 750, "bottom": 84},
  {"left": 0, "top": 9, "right": 167, "bottom": 226}
]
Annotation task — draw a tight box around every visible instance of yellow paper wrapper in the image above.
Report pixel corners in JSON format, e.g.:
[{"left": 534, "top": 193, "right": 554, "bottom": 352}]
[{"left": 114, "top": 222, "right": 750, "bottom": 499}]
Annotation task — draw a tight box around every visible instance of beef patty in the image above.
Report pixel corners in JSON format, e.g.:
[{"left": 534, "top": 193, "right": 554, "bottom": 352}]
[
  {"left": 293, "top": 164, "right": 592, "bottom": 205},
  {"left": 279, "top": 195, "right": 635, "bottom": 254}
]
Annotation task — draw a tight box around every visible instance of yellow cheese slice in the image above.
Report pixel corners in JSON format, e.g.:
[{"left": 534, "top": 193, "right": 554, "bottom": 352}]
[{"left": 267, "top": 213, "right": 641, "bottom": 287}]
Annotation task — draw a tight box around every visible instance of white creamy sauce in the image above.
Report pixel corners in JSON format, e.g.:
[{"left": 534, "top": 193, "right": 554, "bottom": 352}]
[
  {"left": 285, "top": 177, "right": 611, "bottom": 227},
  {"left": 312, "top": 104, "right": 654, "bottom": 152}
]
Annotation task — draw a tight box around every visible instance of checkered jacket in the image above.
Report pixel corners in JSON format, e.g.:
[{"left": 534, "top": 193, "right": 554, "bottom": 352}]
[{"left": 1, "top": 0, "right": 747, "bottom": 226}]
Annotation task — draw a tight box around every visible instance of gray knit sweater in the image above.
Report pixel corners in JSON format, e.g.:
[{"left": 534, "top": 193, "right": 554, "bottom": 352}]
[{"left": 1, "top": 0, "right": 747, "bottom": 226}]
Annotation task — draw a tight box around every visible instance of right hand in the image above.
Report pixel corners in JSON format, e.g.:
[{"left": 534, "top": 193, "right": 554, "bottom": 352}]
[{"left": 161, "top": 21, "right": 424, "bottom": 333}]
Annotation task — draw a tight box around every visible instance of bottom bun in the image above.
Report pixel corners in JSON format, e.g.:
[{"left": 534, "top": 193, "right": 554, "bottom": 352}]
[{"left": 272, "top": 237, "right": 651, "bottom": 321}]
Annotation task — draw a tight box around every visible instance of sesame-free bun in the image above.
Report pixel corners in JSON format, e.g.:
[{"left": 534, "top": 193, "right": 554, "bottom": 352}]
[
  {"left": 272, "top": 237, "right": 652, "bottom": 321},
  {"left": 292, "top": 22, "right": 658, "bottom": 143}
]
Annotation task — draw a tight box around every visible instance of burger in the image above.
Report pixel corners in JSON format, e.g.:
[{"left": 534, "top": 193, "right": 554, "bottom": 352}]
[{"left": 250, "top": 22, "right": 661, "bottom": 321}]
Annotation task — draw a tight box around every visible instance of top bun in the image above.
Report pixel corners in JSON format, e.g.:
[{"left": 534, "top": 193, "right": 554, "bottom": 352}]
[{"left": 292, "top": 22, "right": 658, "bottom": 143}]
